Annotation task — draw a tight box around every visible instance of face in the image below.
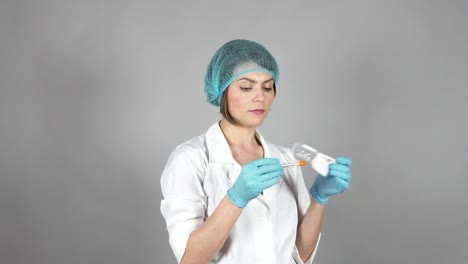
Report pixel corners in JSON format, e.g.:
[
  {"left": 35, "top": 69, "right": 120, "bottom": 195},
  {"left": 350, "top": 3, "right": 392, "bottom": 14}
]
[{"left": 226, "top": 71, "right": 275, "bottom": 128}]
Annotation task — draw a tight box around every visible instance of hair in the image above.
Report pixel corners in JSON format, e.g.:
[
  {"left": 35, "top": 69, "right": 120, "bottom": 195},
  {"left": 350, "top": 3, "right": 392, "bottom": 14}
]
[
  {"left": 220, "top": 84, "right": 276, "bottom": 125},
  {"left": 220, "top": 88, "right": 239, "bottom": 125}
]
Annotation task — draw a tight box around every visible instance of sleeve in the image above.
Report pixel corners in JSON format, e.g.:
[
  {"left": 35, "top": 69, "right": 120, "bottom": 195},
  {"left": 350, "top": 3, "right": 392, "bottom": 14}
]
[
  {"left": 160, "top": 144, "right": 208, "bottom": 262},
  {"left": 290, "top": 155, "right": 321, "bottom": 264},
  {"left": 292, "top": 233, "right": 321, "bottom": 264}
]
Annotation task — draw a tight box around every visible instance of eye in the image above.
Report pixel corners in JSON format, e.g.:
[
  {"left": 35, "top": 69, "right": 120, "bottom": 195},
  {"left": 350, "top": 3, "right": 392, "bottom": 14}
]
[
  {"left": 263, "top": 87, "right": 273, "bottom": 91},
  {"left": 240, "top": 87, "right": 252, "bottom": 91}
]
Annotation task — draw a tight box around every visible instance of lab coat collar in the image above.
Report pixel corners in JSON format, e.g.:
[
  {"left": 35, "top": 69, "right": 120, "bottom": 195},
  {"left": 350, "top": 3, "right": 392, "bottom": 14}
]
[{"left": 205, "top": 122, "right": 272, "bottom": 165}]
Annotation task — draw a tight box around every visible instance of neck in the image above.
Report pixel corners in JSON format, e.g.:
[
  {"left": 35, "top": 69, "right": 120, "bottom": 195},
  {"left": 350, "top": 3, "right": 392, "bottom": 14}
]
[{"left": 219, "top": 119, "right": 260, "bottom": 148}]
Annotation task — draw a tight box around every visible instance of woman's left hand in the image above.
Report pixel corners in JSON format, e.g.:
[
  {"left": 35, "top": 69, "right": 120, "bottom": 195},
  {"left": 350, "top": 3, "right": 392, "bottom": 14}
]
[{"left": 309, "top": 157, "right": 352, "bottom": 205}]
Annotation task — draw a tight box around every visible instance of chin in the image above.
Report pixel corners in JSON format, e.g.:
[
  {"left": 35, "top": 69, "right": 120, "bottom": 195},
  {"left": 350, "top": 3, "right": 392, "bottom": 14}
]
[{"left": 238, "top": 118, "right": 267, "bottom": 128}]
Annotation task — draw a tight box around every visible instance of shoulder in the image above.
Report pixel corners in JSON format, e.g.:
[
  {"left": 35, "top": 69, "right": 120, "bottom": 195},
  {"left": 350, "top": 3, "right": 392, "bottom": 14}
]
[
  {"left": 161, "top": 134, "right": 209, "bottom": 192},
  {"left": 167, "top": 134, "right": 209, "bottom": 168}
]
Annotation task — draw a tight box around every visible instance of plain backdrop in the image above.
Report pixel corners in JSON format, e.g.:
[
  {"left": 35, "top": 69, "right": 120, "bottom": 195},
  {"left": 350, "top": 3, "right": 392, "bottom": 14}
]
[{"left": 1, "top": 0, "right": 467, "bottom": 263}]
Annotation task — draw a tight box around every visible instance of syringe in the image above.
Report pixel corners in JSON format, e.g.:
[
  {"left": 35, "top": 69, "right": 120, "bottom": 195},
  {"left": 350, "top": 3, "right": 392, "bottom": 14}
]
[{"left": 281, "top": 160, "right": 307, "bottom": 167}]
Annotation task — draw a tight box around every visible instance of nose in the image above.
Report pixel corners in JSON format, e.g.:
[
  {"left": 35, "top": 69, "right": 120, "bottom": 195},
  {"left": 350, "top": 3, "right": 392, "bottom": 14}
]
[{"left": 253, "top": 91, "right": 265, "bottom": 103}]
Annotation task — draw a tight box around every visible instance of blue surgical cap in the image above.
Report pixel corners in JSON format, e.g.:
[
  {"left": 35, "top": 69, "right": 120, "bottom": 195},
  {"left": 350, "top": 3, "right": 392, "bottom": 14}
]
[{"left": 204, "top": 39, "right": 279, "bottom": 106}]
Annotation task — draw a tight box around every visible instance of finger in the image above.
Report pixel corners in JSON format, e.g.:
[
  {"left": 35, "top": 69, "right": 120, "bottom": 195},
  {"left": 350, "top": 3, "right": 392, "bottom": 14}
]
[
  {"left": 261, "top": 174, "right": 281, "bottom": 189},
  {"left": 259, "top": 169, "right": 283, "bottom": 181},
  {"left": 332, "top": 177, "right": 350, "bottom": 193},
  {"left": 328, "top": 169, "right": 351, "bottom": 181},
  {"left": 257, "top": 164, "right": 283, "bottom": 175},
  {"left": 329, "top": 163, "right": 350, "bottom": 173},
  {"left": 335, "top": 157, "right": 352, "bottom": 166}
]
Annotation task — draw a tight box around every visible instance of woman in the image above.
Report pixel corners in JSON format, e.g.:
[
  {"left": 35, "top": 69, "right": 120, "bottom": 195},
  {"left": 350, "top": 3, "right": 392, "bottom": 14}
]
[{"left": 160, "top": 39, "right": 352, "bottom": 263}]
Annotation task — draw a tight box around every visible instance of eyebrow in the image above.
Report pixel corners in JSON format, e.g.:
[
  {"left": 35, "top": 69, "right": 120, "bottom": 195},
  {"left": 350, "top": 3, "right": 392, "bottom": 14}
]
[{"left": 236, "top": 77, "right": 275, "bottom": 84}]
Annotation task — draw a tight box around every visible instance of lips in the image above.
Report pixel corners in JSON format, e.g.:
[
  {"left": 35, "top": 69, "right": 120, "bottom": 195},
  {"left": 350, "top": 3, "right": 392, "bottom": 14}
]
[{"left": 249, "top": 109, "right": 265, "bottom": 114}]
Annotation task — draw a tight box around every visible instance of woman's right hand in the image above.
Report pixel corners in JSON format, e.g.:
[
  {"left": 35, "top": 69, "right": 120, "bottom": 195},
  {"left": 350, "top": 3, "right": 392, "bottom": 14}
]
[{"left": 227, "top": 158, "right": 283, "bottom": 208}]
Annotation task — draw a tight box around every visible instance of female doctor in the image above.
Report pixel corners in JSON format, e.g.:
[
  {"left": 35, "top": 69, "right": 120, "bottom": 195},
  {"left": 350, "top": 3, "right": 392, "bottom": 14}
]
[{"left": 160, "top": 39, "right": 352, "bottom": 263}]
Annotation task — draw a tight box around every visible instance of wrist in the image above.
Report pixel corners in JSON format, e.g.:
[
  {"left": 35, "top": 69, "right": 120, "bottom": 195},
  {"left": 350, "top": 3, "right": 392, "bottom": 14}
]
[
  {"left": 310, "top": 183, "right": 328, "bottom": 205},
  {"left": 227, "top": 188, "right": 247, "bottom": 208}
]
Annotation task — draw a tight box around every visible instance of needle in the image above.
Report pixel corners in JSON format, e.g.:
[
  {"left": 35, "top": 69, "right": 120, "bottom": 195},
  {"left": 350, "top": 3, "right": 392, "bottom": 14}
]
[{"left": 281, "top": 160, "right": 307, "bottom": 167}]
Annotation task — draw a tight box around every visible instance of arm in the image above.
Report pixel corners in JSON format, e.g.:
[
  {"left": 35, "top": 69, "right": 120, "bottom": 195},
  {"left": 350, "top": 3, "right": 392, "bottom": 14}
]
[
  {"left": 181, "top": 196, "right": 242, "bottom": 264},
  {"left": 295, "top": 199, "right": 324, "bottom": 262},
  {"left": 180, "top": 158, "right": 283, "bottom": 263},
  {"left": 295, "top": 156, "right": 352, "bottom": 262}
]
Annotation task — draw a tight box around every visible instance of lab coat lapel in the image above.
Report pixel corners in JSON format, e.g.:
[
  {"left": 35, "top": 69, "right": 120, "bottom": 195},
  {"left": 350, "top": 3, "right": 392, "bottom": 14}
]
[
  {"left": 254, "top": 130, "right": 284, "bottom": 207},
  {"left": 205, "top": 122, "right": 235, "bottom": 164},
  {"left": 205, "top": 122, "right": 239, "bottom": 182}
]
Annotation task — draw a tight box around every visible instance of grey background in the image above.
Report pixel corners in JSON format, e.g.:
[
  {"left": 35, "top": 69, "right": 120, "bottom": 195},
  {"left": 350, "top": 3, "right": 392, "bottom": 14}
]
[{"left": 1, "top": 0, "right": 467, "bottom": 263}]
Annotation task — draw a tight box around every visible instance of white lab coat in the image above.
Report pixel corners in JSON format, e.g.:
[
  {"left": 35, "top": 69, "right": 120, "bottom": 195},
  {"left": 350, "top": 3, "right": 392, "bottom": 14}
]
[{"left": 160, "top": 122, "right": 320, "bottom": 263}]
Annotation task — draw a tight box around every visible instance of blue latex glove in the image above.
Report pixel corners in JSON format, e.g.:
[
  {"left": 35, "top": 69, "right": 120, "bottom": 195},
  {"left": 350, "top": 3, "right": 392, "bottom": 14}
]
[
  {"left": 310, "top": 157, "right": 352, "bottom": 205},
  {"left": 227, "top": 158, "right": 283, "bottom": 208}
]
